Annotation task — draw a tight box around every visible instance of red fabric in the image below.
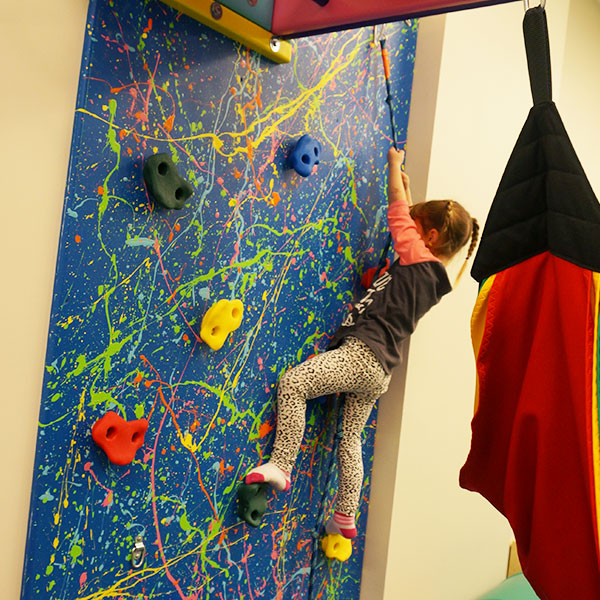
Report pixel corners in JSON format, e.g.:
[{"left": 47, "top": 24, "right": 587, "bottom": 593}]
[
  {"left": 460, "top": 252, "right": 600, "bottom": 599},
  {"left": 361, "top": 258, "right": 390, "bottom": 290}
]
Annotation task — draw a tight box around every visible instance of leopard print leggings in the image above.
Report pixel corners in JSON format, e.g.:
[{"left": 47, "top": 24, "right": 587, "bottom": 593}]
[{"left": 270, "top": 336, "right": 391, "bottom": 516}]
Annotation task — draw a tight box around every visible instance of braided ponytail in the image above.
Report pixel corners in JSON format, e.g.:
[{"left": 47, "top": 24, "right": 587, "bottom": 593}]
[
  {"left": 454, "top": 217, "right": 480, "bottom": 286},
  {"left": 444, "top": 200, "right": 453, "bottom": 228},
  {"left": 466, "top": 218, "right": 480, "bottom": 259}
]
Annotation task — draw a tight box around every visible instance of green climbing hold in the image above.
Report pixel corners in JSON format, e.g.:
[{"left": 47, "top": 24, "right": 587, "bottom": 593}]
[
  {"left": 237, "top": 482, "right": 268, "bottom": 527},
  {"left": 143, "top": 153, "right": 193, "bottom": 210}
]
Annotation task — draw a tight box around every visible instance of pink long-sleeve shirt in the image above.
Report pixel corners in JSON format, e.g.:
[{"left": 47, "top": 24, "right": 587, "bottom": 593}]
[{"left": 387, "top": 199, "right": 441, "bottom": 266}]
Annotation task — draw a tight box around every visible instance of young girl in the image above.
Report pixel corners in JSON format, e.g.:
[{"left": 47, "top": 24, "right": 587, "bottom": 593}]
[{"left": 245, "top": 147, "right": 479, "bottom": 539}]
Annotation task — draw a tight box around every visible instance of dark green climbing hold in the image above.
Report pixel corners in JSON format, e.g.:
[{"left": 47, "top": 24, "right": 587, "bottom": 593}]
[
  {"left": 143, "top": 153, "right": 193, "bottom": 210},
  {"left": 237, "top": 483, "right": 268, "bottom": 527}
]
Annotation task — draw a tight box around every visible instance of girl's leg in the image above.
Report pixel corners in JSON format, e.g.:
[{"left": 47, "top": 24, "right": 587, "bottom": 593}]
[
  {"left": 246, "top": 338, "right": 382, "bottom": 490},
  {"left": 325, "top": 390, "right": 379, "bottom": 538},
  {"left": 325, "top": 339, "right": 391, "bottom": 539}
]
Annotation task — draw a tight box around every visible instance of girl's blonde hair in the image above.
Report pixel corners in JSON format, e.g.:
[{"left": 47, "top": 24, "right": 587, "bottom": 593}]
[{"left": 410, "top": 200, "right": 480, "bottom": 282}]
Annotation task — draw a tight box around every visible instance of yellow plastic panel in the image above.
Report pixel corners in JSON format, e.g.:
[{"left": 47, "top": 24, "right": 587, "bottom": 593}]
[{"left": 160, "top": 0, "right": 291, "bottom": 63}]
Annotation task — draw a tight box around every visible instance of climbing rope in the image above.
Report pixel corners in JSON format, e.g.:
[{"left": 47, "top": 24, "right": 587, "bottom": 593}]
[
  {"left": 306, "top": 34, "right": 400, "bottom": 598},
  {"left": 374, "top": 36, "right": 398, "bottom": 280},
  {"left": 379, "top": 38, "right": 399, "bottom": 152}
]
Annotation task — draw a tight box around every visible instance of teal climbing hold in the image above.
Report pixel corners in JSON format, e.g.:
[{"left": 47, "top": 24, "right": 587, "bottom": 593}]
[
  {"left": 237, "top": 482, "right": 268, "bottom": 527},
  {"left": 143, "top": 153, "right": 193, "bottom": 210}
]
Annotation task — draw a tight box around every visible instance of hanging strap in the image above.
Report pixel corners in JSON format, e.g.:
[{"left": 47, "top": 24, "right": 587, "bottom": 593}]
[{"left": 523, "top": 5, "right": 552, "bottom": 105}]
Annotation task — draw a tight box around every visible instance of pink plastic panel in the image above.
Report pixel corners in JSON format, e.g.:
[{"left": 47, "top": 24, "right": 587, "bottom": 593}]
[{"left": 272, "top": 0, "right": 517, "bottom": 37}]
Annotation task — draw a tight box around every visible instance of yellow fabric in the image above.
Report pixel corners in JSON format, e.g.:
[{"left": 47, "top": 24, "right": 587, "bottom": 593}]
[
  {"left": 591, "top": 273, "right": 600, "bottom": 546},
  {"left": 470, "top": 276, "right": 496, "bottom": 414}
]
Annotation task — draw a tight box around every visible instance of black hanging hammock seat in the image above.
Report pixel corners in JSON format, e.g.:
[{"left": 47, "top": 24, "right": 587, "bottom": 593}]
[{"left": 460, "top": 7, "right": 600, "bottom": 599}]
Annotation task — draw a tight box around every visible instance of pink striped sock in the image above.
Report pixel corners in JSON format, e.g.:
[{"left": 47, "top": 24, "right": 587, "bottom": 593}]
[{"left": 325, "top": 511, "right": 357, "bottom": 539}]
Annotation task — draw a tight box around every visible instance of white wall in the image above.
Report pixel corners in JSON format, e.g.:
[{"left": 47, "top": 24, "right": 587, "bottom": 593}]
[
  {"left": 378, "top": 0, "right": 600, "bottom": 599},
  {"left": 560, "top": 0, "right": 600, "bottom": 196},
  {"left": 0, "top": 1, "right": 89, "bottom": 597}
]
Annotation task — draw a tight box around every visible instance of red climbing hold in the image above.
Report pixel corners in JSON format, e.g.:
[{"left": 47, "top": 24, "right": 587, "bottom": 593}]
[
  {"left": 91, "top": 411, "right": 148, "bottom": 465},
  {"left": 361, "top": 258, "right": 390, "bottom": 290}
]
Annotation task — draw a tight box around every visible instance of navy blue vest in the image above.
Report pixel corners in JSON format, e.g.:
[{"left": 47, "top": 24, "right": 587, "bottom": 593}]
[{"left": 329, "top": 259, "right": 451, "bottom": 374}]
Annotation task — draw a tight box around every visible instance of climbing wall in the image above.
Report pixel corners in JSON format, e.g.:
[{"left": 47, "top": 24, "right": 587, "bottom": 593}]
[{"left": 20, "top": 1, "right": 417, "bottom": 598}]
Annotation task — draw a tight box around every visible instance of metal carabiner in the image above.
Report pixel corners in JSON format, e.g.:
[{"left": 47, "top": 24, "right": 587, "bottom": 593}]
[
  {"left": 130, "top": 535, "right": 147, "bottom": 569},
  {"left": 523, "top": 0, "right": 546, "bottom": 10}
]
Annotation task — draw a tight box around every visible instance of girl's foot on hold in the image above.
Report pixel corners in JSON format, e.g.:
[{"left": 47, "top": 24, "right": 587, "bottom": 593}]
[
  {"left": 245, "top": 462, "right": 291, "bottom": 491},
  {"left": 325, "top": 511, "right": 357, "bottom": 539}
]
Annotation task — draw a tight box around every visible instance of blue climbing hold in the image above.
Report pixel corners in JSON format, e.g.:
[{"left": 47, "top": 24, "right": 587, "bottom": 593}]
[{"left": 288, "top": 135, "right": 322, "bottom": 177}]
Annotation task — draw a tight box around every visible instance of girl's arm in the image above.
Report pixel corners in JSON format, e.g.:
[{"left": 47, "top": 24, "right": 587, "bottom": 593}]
[
  {"left": 386, "top": 147, "right": 438, "bottom": 265},
  {"left": 387, "top": 148, "right": 411, "bottom": 207}
]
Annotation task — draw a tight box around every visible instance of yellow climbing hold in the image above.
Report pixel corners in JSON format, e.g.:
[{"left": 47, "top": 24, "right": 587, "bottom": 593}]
[
  {"left": 321, "top": 533, "right": 352, "bottom": 562},
  {"left": 200, "top": 299, "right": 244, "bottom": 351}
]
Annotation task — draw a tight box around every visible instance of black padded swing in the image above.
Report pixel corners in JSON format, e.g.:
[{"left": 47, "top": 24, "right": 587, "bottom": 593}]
[{"left": 460, "top": 4, "right": 600, "bottom": 599}]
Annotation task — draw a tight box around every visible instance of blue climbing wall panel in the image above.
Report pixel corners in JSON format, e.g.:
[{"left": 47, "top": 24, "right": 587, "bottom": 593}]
[{"left": 20, "top": 1, "right": 417, "bottom": 598}]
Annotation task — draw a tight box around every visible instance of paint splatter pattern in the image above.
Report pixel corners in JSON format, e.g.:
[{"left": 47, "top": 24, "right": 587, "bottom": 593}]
[{"left": 21, "top": 1, "right": 417, "bottom": 598}]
